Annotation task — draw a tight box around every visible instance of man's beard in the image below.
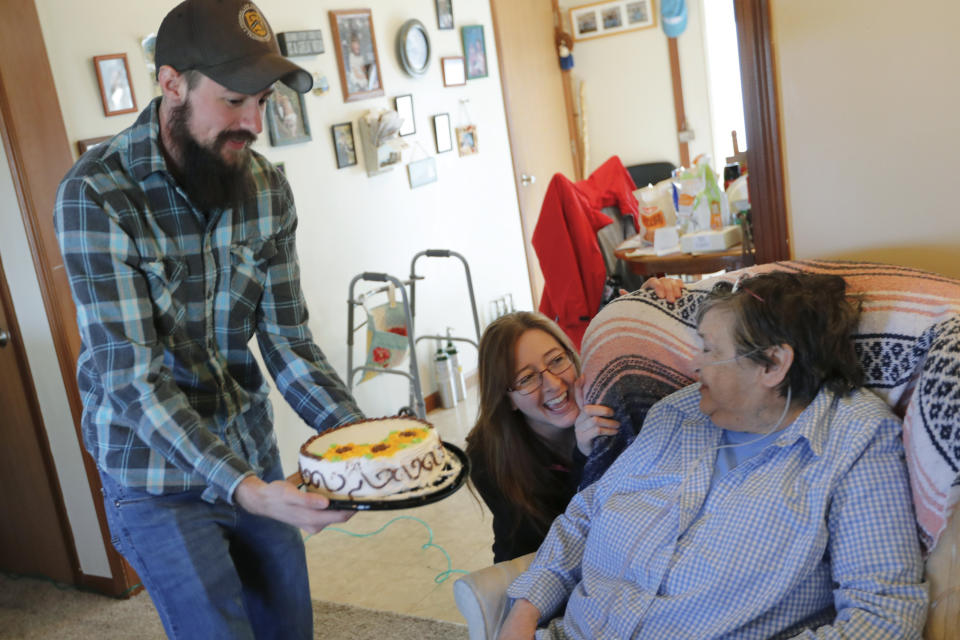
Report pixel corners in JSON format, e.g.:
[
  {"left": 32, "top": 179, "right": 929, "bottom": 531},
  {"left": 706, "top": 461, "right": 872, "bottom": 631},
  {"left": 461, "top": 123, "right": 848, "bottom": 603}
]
[{"left": 165, "top": 100, "right": 256, "bottom": 212}]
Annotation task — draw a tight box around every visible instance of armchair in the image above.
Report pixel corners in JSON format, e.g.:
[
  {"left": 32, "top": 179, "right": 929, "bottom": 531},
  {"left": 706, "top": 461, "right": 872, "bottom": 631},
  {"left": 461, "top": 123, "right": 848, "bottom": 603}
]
[{"left": 454, "top": 260, "right": 960, "bottom": 640}]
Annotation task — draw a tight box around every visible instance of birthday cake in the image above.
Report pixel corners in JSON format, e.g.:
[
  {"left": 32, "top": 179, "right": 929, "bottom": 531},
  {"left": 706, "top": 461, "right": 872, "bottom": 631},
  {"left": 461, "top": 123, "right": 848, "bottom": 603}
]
[{"left": 299, "top": 417, "right": 455, "bottom": 501}]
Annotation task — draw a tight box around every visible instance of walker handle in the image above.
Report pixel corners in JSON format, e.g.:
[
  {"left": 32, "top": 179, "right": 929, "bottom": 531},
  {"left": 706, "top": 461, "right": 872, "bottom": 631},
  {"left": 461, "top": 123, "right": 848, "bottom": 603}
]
[
  {"left": 361, "top": 272, "right": 389, "bottom": 282},
  {"left": 425, "top": 249, "right": 451, "bottom": 258}
]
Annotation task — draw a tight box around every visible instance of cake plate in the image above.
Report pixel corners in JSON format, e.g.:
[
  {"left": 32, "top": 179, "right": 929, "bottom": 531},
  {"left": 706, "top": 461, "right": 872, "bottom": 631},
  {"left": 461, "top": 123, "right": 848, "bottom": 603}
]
[{"left": 316, "top": 442, "right": 470, "bottom": 511}]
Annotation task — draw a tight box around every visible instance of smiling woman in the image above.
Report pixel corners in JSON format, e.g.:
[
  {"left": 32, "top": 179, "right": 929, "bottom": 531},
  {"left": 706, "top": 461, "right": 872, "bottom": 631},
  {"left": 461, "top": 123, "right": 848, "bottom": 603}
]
[{"left": 465, "top": 311, "right": 619, "bottom": 562}]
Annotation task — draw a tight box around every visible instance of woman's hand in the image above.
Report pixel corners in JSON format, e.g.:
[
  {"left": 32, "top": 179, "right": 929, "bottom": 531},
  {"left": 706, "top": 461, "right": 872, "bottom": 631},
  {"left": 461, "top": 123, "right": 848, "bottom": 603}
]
[
  {"left": 573, "top": 376, "right": 620, "bottom": 456},
  {"left": 497, "top": 598, "right": 540, "bottom": 640},
  {"left": 641, "top": 277, "right": 684, "bottom": 302}
]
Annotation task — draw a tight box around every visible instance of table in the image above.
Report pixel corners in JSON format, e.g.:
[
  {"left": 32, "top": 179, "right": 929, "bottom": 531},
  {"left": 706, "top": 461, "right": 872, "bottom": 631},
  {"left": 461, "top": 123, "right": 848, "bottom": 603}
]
[{"left": 614, "top": 244, "right": 752, "bottom": 278}]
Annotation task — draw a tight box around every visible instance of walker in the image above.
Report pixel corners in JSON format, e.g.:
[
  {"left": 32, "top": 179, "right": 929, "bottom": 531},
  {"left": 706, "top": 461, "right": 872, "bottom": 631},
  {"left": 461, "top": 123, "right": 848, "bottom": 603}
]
[{"left": 346, "top": 250, "right": 481, "bottom": 419}]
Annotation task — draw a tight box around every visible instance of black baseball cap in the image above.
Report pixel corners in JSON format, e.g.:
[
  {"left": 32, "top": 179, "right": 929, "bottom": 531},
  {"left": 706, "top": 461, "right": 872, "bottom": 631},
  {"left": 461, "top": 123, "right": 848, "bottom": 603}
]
[{"left": 155, "top": 0, "right": 312, "bottom": 94}]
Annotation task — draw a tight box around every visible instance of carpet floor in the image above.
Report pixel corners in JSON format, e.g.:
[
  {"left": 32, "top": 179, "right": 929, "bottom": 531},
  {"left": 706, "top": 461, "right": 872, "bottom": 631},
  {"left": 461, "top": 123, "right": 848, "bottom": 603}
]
[{"left": 0, "top": 574, "right": 468, "bottom": 639}]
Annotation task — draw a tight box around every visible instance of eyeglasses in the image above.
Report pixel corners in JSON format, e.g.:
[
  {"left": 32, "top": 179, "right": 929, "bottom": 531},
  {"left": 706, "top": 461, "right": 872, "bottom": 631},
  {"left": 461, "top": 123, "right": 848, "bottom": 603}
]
[{"left": 509, "top": 351, "right": 574, "bottom": 395}]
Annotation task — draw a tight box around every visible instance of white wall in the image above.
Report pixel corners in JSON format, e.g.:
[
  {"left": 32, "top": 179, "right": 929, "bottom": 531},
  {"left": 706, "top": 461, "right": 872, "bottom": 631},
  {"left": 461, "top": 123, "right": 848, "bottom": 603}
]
[
  {"left": 558, "top": 0, "right": 714, "bottom": 174},
  {"left": 30, "top": 0, "right": 532, "bottom": 576},
  {"left": 772, "top": 0, "right": 960, "bottom": 277}
]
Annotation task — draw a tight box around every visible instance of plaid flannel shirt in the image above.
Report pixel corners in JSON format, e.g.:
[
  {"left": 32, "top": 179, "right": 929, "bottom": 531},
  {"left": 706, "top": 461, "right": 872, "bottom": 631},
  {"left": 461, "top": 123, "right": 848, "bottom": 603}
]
[
  {"left": 508, "top": 385, "right": 927, "bottom": 639},
  {"left": 54, "top": 98, "right": 363, "bottom": 503}
]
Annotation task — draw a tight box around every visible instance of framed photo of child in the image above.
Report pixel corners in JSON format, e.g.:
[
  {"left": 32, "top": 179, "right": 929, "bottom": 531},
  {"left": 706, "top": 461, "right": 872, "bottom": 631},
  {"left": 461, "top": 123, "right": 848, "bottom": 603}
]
[
  {"left": 265, "top": 82, "right": 311, "bottom": 146},
  {"left": 330, "top": 9, "right": 385, "bottom": 102}
]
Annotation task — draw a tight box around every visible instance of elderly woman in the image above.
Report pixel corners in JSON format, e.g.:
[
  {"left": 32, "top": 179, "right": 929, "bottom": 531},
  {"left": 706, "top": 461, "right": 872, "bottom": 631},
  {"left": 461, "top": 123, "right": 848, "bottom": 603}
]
[{"left": 499, "top": 272, "right": 927, "bottom": 639}]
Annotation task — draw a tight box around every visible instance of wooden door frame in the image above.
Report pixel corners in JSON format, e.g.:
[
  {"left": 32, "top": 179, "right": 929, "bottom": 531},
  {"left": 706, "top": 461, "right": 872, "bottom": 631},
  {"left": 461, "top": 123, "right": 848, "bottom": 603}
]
[
  {"left": 734, "top": 0, "right": 790, "bottom": 263},
  {"left": 0, "top": 0, "right": 136, "bottom": 596}
]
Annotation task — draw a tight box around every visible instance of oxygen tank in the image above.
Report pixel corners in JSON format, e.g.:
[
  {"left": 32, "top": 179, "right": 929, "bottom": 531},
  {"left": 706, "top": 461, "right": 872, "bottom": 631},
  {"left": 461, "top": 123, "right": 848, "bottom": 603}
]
[{"left": 433, "top": 341, "right": 457, "bottom": 409}]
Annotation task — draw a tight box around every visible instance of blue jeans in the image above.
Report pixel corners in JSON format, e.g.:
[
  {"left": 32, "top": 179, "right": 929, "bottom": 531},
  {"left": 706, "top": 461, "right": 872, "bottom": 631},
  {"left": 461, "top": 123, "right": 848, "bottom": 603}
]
[{"left": 99, "top": 467, "right": 312, "bottom": 639}]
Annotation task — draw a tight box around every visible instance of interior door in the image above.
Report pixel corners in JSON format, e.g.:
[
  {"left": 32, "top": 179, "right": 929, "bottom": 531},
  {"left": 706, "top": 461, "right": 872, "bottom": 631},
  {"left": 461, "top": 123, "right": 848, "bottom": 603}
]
[
  {"left": 0, "top": 256, "right": 77, "bottom": 582},
  {"left": 491, "top": 0, "right": 578, "bottom": 308}
]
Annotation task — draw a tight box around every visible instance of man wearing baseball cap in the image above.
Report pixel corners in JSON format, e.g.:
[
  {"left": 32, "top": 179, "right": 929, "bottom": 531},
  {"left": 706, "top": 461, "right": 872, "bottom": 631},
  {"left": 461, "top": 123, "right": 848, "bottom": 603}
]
[{"left": 54, "top": 1, "right": 363, "bottom": 636}]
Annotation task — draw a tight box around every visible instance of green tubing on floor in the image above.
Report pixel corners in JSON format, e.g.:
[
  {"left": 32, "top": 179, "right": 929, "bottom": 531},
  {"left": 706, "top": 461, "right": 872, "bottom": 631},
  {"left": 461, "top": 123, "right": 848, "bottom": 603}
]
[{"left": 309, "top": 515, "right": 470, "bottom": 584}]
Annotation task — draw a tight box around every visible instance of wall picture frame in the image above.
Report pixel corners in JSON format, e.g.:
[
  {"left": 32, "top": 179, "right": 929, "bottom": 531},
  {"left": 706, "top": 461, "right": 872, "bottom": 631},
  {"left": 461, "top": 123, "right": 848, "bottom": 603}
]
[
  {"left": 395, "top": 94, "right": 416, "bottom": 136},
  {"left": 433, "top": 113, "right": 452, "bottom": 153},
  {"left": 331, "top": 122, "right": 358, "bottom": 168},
  {"left": 94, "top": 53, "right": 137, "bottom": 117},
  {"left": 266, "top": 82, "right": 311, "bottom": 146},
  {"left": 76, "top": 136, "right": 111, "bottom": 155},
  {"left": 456, "top": 125, "right": 478, "bottom": 156},
  {"left": 407, "top": 157, "right": 438, "bottom": 189},
  {"left": 461, "top": 25, "right": 488, "bottom": 80},
  {"left": 330, "top": 9, "right": 385, "bottom": 102},
  {"left": 436, "top": 0, "right": 454, "bottom": 30},
  {"left": 569, "top": 0, "right": 657, "bottom": 42},
  {"left": 441, "top": 56, "right": 466, "bottom": 87}
]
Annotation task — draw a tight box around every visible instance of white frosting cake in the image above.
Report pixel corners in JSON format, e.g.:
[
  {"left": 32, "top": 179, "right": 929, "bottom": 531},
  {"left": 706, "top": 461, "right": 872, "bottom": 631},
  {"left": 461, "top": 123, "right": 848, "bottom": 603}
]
[{"left": 299, "top": 417, "right": 451, "bottom": 500}]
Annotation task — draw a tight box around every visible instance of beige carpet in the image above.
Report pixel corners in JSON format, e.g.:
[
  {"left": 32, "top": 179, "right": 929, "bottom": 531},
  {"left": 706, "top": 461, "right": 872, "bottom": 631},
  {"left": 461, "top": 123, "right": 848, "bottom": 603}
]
[{"left": 0, "top": 574, "right": 468, "bottom": 639}]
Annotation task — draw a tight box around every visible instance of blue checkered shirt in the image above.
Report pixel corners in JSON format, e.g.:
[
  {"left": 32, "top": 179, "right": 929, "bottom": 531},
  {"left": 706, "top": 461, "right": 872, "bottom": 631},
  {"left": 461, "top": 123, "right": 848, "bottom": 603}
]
[
  {"left": 507, "top": 385, "right": 927, "bottom": 639},
  {"left": 54, "top": 98, "right": 363, "bottom": 503}
]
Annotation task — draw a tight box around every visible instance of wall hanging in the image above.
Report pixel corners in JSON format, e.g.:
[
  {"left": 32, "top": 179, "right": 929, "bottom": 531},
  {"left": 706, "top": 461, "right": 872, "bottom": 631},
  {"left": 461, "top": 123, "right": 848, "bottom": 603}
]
[
  {"left": 461, "top": 25, "right": 488, "bottom": 79},
  {"left": 330, "top": 9, "right": 385, "bottom": 101},
  {"left": 441, "top": 56, "right": 466, "bottom": 87},
  {"left": 94, "top": 53, "right": 137, "bottom": 116},
  {"left": 358, "top": 109, "right": 405, "bottom": 176},
  {"left": 77, "top": 136, "right": 110, "bottom": 155},
  {"left": 395, "top": 94, "right": 416, "bottom": 136},
  {"left": 456, "top": 125, "right": 478, "bottom": 156},
  {"left": 407, "top": 154, "right": 438, "bottom": 189},
  {"left": 455, "top": 98, "right": 478, "bottom": 156},
  {"left": 570, "top": 0, "right": 657, "bottom": 42},
  {"left": 278, "top": 30, "right": 325, "bottom": 56},
  {"left": 266, "top": 82, "right": 311, "bottom": 146},
  {"left": 433, "top": 113, "right": 453, "bottom": 153},
  {"left": 331, "top": 122, "right": 358, "bottom": 168},
  {"left": 397, "top": 19, "right": 431, "bottom": 77},
  {"left": 436, "top": 0, "right": 454, "bottom": 30}
]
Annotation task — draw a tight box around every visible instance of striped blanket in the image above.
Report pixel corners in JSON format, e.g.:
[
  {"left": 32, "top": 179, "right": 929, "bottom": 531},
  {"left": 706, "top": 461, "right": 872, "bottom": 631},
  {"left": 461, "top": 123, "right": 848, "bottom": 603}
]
[{"left": 580, "top": 260, "right": 960, "bottom": 551}]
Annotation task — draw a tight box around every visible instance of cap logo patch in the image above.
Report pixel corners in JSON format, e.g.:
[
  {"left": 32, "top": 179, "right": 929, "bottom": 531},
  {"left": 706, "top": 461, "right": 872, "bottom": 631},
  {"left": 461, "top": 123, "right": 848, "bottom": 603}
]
[{"left": 239, "top": 4, "right": 271, "bottom": 41}]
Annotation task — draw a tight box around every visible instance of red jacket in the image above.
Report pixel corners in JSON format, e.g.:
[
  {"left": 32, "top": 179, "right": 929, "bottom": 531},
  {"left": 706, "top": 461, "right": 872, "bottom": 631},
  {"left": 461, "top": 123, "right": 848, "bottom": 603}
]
[{"left": 533, "top": 157, "right": 638, "bottom": 348}]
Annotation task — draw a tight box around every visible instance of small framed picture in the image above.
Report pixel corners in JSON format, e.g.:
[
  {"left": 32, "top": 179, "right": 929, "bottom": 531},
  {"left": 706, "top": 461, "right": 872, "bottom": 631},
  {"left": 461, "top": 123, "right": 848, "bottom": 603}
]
[
  {"left": 441, "top": 56, "right": 466, "bottom": 87},
  {"left": 461, "top": 25, "right": 488, "bottom": 80},
  {"left": 407, "top": 157, "right": 438, "bottom": 189},
  {"left": 330, "top": 9, "right": 385, "bottom": 102},
  {"left": 570, "top": 0, "right": 656, "bottom": 42},
  {"left": 76, "top": 136, "right": 111, "bottom": 155},
  {"left": 436, "top": 0, "right": 454, "bottom": 30},
  {"left": 395, "top": 94, "right": 416, "bottom": 137},
  {"left": 331, "top": 122, "right": 358, "bottom": 168},
  {"left": 94, "top": 53, "right": 137, "bottom": 117},
  {"left": 456, "top": 125, "right": 478, "bottom": 156},
  {"left": 433, "top": 113, "right": 452, "bottom": 153},
  {"left": 266, "top": 83, "right": 311, "bottom": 146}
]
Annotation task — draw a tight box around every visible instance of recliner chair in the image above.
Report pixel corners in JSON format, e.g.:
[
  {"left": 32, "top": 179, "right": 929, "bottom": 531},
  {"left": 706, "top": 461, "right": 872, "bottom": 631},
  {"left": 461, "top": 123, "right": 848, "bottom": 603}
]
[{"left": 454, "top": 260, "right": 960, "bottom": 640}]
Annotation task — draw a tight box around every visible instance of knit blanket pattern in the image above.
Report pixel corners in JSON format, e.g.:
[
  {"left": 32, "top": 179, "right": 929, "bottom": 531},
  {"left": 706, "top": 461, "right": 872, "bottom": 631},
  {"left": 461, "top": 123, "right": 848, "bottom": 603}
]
[{"left": 580, "top": 260, "right": 960, "bottom": 551}]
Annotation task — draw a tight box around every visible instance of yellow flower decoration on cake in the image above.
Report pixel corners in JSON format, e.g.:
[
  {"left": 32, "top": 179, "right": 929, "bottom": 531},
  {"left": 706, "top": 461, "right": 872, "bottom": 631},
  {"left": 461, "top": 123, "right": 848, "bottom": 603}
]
[
  {"left": 321, "top": 443, "right": 369, "bottom": 461},
  {"left": 320, "top": 427, "right": 429, "bottom": 460},
  {"left": 387, "top": 428, "right": 428, "bottom": 447}
]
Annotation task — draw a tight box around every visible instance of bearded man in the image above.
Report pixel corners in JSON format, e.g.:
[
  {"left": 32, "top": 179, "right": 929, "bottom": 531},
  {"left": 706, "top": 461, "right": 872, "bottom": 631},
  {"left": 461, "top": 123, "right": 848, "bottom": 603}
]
[{"left": 53, "top": 1, "right": 363, "bottom": 637}]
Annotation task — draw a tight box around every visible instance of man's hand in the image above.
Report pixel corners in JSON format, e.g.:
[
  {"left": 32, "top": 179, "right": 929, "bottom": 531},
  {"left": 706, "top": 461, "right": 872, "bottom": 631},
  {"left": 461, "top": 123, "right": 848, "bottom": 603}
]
[
  {"left": 234, "top": 476, "right": 353, "bottom": 533},
  {"left": 573, "top": 376, "right": 620, "bottom": 456},
  {"left": 641, "top": 277, "right": 684, "bottom": 303},
  {"left": 498, "top": 598, "right": 540, "bottom": 640}
]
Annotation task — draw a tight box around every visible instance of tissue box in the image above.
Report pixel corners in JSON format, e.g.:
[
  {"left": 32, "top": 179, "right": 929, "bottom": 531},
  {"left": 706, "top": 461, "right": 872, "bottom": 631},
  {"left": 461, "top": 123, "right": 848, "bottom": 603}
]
[{"left": 680, "top": 225, "right": 742, "bottom": 253}]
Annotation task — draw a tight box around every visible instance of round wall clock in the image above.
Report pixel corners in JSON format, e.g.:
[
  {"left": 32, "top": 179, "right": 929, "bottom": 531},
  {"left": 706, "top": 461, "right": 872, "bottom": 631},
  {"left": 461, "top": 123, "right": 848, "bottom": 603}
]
[{"left": 397, "top": 19, "right": 431, "bottom": 77}]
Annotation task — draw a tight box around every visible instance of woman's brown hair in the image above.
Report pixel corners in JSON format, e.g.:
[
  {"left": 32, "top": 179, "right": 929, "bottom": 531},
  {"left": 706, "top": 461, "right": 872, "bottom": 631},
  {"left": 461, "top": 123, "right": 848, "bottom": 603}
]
[{"left": 465, "top": 312, "right": 581, "bottom": 536}]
